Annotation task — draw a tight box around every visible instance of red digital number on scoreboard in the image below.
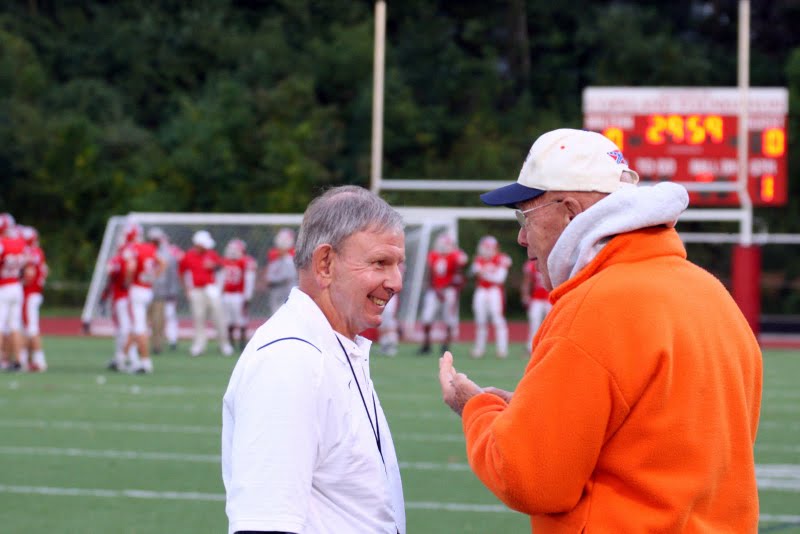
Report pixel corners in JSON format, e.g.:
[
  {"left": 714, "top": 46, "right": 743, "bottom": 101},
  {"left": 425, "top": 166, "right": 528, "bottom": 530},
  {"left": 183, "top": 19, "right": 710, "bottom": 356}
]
[{"left": 583, "top": 88, "right": 788, "bottom": 207}]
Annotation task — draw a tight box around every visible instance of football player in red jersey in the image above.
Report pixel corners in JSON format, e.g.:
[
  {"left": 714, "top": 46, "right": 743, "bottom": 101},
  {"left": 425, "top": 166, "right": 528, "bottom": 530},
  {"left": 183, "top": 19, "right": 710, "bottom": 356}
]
[
  {"left": 104, "top": 241, "right": 135, "bottom": 372},
  {"left": 521, "top": 258, "right": 552, "bottom": 353},
  {"left": 222, "top": 238, "right": 257, "bottom": 351},
  {"left": 121, "top": 220, "right": 165, "bottom": 373},
  {"left": 418, "top": 232, "right": 468, "bottom": 355},
  {"left": 378, "top": 262, "right": 406, "bottom": 356},
  {"left": 20, "top": 226, "right": 48, "bottom": 372},
  {"left": 470, "top": 235, "right": 512, "bottom": 358},
  {"left": 262, "top": 228, "right": 296, "bottom": 317},
  {"left": 179, "top": 230, "right": 232, "bottom": 357},
  {"left": 0, "top": 213, "right": 26, "bottom": 370}
]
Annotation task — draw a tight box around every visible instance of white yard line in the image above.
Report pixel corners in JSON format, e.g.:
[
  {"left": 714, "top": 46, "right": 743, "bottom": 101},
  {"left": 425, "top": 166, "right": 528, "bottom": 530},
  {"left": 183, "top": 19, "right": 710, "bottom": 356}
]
[
  {"left": 0, "top": 418, "right": 464, "bottom": 442},
  {"left": 1, "top": 445, "right": 799, "bottom": 491},
  {"left": 0, "top": 484, "right": 797, "bottom": 523}
]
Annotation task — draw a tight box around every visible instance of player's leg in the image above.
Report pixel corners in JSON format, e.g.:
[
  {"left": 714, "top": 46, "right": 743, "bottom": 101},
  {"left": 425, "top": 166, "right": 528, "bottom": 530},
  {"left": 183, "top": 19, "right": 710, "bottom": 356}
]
[
  {"left": 488, "top": 287, "right": 508, "bottom": 358},
  {"left": 188, "top": 287, "right": 207, "bottom": 356},
  {"left": 25, "top": 292, "right": 46, "bottom": 371},
  {"left": 110, "top": 297, "right": 132, "bottom": 371},
  {"left": 207, "top": 285, "right": 233, "bottom": 356},
  {"left": 130, "top": 286, "right": 154, "bottom": 373},
  {"left": 418, "top": 290, "right": 437, "bottom": 354},
  {"left": 222, "top": 293, "right": 236, "bottom": 347},
  {"left": 526, "top": 301, "right": 537, "bottom": 354},
  {"left": 6, "top": 284, "right": 24, "bottom": 370},
  {"left": 164, "top": 299, "right": 179, "bottom": 350},
  {"left": 379, "top": 296, "right": 399, "bottom": 356},
  {"left": 238, "top": 296, "right": 250, "bottom": 351},
  {"left": 0, "top": 284, "right": 22, "bottom": 370},
  {"left": 441, "top": 287, "right": 460, "bottom": 353},
  {"left": 148, "top": 299, "right": 165, "bottom": 354},
  {"left": 471, "top": 288, "right": 488, "bottom": 358}
]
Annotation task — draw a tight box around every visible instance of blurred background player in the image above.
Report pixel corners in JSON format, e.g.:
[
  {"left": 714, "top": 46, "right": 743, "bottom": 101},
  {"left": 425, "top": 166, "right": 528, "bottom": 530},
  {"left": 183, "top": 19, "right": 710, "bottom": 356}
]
[
  {"left": 103, "top": 238, "right": 136, "bottom": 372},
  {"left": 520, "top": 258, "right": 551, "bottom": 353},
  {"left": 378, "top": 262, "right": 405, "bottom": 356},
  {"left": 470, "top": 235, "right": 511, "bottom": 358},
  {"left": 222, "top": 238, "right": 257, "bottom": 351},
  {"left": 121, "top": 220, "right": 165, "bottom": 373},
  {"left": 20, "top": 225, "right": 48, "bottom": 372},
  {"left": 146, "top": 227, "right": 183, "bottom": 354},
  {"left": 418, "top": 232, "right": 468, "bottom": 355},
  {"left": 180, "top": 230, "right": 233, "bottom": 357},
  {"left": 0, "top": 213, "right": 26, "bottom": 371},
  {"left": 262, "top": 227, "right": 296, "bottom": 317}
]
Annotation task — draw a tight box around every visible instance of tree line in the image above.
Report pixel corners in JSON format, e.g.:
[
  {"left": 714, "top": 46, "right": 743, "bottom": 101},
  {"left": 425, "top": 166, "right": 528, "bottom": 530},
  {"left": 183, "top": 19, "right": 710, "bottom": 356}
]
[{"left": 1, "top": 1, "right": 799, "bottom": 312}]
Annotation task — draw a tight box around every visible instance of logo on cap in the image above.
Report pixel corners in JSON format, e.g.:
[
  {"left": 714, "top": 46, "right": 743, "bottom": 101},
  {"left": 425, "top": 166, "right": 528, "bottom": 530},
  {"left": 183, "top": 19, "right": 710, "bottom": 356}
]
[{"left": 607, "top": 150, "right": 628, "bottom": 165}]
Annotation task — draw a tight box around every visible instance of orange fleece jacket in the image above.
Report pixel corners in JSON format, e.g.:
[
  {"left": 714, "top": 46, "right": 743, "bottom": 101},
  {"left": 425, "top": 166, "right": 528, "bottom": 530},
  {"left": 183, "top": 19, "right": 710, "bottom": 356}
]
[{"left": 462, "top": 227, "right": 762, "bottom": 533}]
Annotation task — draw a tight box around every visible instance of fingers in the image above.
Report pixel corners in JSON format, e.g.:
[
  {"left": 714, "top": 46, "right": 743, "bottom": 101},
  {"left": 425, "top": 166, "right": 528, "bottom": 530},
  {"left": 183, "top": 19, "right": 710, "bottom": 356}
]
[{"left": 438, "top": 351, "right": 455, "bottom": 397}]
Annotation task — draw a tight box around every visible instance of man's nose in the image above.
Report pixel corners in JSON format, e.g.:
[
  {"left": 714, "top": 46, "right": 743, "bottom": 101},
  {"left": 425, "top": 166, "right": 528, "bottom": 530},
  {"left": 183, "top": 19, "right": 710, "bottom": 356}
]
[
  {"left": 517, "top": 226, "right": 527, "bottom": 247},
  {"left": 387, "top": 263, "right": 403, "bottom": 294}
]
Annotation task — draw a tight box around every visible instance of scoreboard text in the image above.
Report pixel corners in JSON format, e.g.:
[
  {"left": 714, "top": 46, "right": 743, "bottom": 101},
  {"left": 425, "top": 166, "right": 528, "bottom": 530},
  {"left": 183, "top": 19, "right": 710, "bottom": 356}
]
[{"left": 583, "top": 87, "right": 788, "bottom": 207}]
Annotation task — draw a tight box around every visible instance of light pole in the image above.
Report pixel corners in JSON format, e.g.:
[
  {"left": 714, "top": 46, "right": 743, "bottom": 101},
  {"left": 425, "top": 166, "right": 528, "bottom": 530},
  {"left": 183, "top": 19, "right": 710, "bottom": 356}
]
[{"left": 370, "top": 1, "right": 387, "bottom": 193}]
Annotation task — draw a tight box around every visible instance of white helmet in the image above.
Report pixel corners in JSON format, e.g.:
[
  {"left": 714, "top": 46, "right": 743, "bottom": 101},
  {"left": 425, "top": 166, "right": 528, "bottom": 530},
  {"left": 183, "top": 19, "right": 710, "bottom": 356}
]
[
  {"left": 433, "top": 232, "right": 455, "bottom": 254},
  {"left": 147, "top": 226, "right": 167, "bottom": 243},
  {"left": 274, "top": 228, "right": 295, "bottom": 251},
  {"left": 122, "top": 220, "right": 143, "bottom": 243},
  {"left": 0, "top": 213, "right": 15, "bottom": 236},
  {"left": 224, "top": 238, "right": 246, "bottom": 259},
  {"left": 192, "top": 230, "right": 216, "bottom": 249},
  {"left": 477, "top": 235, "right": 498, "bottom": 259},
  {"left": 20, "top": 225, "right": 38, "bottom": 246}
]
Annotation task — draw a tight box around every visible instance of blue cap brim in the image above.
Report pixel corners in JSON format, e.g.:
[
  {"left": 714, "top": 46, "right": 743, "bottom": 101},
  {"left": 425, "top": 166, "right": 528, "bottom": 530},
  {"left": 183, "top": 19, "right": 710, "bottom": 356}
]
[{"left": 479, "top": 183, "right": 546, "bottom": 208}]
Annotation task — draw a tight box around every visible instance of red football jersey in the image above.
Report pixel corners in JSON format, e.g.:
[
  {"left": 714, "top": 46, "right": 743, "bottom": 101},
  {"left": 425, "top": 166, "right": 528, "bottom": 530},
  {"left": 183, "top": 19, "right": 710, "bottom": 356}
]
[
  {"left": 473, "top": 253, "right": 512, "bottom": 288},
  {"left": 23, "top": 245, "right": 48, "bottom": 295},
  {"left": 107, "top": 253, "right": 130, "bottom": 301},
  {"left": 222, "top": 256, "right": 256, "bottom": 293},
  {"left": 179, "top": 248, "right": 222, "bottom": 288},
  {"left": 427, "top": 249, "right": 468, "bottom": 290},
  {"left": 524, "top": 259, "right": 550, "bottom": 300},
  {"left": 122, "top": 241, "right": 160, "bottom": 288},
  {"left": 0, "top": 236, "right": 27, "bottom": 286},
  {"left": 266, "top": 247, "right": 295, "bottom": 263}
]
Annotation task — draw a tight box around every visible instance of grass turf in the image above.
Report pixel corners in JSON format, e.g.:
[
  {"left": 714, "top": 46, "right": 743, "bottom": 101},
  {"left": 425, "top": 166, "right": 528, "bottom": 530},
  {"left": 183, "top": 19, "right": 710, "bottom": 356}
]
[{"left": 0, "top": 336, "right": 797, "bottom": 533}]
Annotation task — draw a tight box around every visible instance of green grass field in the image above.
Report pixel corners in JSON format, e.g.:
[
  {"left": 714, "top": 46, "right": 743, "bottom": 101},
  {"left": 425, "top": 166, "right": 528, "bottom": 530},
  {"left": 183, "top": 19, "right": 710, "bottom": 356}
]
[{"left": 0, "top": 336, "right": 798, "bottom": 533}]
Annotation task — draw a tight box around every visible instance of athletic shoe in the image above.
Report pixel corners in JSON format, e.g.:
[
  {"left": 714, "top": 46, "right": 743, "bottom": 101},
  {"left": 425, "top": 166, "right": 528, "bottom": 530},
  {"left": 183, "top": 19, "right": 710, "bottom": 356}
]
[
  {"left": 133, "top": 359, "right": 154, "bottom": 374},
  {"left": 221, "top": 344, "right": 234, "bottom": 357},
  {"left": 416, "top": 344, "right": 431, "bottom": 356}
]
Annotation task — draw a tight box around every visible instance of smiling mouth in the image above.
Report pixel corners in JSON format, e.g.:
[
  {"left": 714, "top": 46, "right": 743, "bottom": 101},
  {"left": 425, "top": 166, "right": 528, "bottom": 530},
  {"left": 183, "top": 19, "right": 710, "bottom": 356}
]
[{"left": 370, "top": 296, "right": 387, "bottom": 307}]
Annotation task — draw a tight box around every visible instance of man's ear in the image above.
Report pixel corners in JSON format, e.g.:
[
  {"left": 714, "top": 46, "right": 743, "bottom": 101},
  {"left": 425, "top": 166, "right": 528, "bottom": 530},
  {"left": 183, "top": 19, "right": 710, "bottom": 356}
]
[
  {"left": 561, "top": 196, "right": 584, "bottom": 222},
  {"left": 311, "top": 244, "right": 335, "bottom": 288}
]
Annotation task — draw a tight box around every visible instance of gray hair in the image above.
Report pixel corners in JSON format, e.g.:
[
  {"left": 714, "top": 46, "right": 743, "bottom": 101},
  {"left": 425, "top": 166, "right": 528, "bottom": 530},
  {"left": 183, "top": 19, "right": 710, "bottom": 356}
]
[{"left": 294, "top": 185, "right": 404, "bottom": 270}]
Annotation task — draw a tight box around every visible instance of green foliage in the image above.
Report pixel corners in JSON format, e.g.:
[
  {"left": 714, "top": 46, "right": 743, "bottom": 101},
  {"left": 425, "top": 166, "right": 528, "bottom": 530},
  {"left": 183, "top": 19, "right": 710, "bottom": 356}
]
[{"left": 0, "top": 1, "right": 799, "bottom": 311}]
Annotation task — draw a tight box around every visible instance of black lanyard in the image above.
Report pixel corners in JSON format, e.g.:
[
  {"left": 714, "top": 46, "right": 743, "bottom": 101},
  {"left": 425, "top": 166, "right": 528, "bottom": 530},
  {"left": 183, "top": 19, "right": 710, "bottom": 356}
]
[{"left": 336, "top": 337, "right": 383, "bottom": 465}]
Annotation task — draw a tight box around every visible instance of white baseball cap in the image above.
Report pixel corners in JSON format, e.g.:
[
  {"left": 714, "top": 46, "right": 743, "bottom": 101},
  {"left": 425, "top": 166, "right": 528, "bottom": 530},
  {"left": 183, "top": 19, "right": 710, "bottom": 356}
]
[
  {"left": 192, "top": 230, "right": 215, "bottom": 249},
  {"left": 480, "top": 128, "right": 639, "bottom": 207}
]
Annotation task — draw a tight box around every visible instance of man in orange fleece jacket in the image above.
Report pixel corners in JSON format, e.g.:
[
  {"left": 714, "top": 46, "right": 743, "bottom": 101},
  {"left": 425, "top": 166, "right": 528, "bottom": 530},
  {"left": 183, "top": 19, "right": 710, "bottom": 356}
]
[{"left": 439, "top": 128, "right": 762, "bottom": 532}]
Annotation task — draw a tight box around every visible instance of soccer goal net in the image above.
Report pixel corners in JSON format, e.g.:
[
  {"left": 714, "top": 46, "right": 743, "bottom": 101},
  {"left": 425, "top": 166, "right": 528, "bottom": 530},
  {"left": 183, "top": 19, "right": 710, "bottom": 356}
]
[{"left": 81, "top": 211, "right": 458, "bottom": 337}]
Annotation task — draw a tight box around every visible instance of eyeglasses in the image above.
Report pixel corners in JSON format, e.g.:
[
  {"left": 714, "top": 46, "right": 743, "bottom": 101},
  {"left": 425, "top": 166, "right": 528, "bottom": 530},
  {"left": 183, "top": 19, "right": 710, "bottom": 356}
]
[{"left": 514, "top": 200, "right": 562, "bottom": 227}]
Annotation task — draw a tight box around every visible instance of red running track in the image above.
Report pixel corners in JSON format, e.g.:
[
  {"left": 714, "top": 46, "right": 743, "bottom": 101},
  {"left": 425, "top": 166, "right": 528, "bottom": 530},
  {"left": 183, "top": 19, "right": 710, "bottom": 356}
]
[{"left": 40, "top": 317, "right": 800, "bottom": 350}]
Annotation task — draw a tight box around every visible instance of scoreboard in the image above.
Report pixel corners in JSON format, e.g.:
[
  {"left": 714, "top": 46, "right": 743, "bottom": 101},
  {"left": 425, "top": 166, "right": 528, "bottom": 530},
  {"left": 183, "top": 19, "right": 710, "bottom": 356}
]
[{"left": 583, "top": 87, "right": 788, "bottom": 206}]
